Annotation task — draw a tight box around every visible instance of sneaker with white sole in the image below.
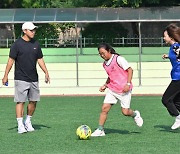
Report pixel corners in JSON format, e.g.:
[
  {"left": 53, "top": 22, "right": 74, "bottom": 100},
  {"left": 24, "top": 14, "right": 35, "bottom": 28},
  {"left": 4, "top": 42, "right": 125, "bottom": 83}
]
[
  {"left": 18, "top": 124, "right": 27, "bottom": 134},
  {"left": 24, "top": 121, "right": 35, "bottom": 132},
  {"left": 91, "top": 129, "right": 105, "bottom": 137},
  {"left": 134, "top": 110, "right": 143, "bottom": 127},
  {"left": 171, "top": 117, "right": 180, "bottom": 130}
]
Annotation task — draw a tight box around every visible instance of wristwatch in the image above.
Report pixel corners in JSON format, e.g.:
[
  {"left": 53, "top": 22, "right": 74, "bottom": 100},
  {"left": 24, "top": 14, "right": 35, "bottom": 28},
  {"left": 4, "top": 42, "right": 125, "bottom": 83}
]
[{"left": 127, "top": 83, "right": 131, "bottom": 86}]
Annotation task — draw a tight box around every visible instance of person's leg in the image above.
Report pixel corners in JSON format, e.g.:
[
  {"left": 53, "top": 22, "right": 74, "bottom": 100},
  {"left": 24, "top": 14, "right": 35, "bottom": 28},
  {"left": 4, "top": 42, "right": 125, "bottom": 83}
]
[
  {"left": 27, "top": 101, "right": 37, "bottom": 116},
  {"left": 99, "top": 103, "right": 112, "bottom": 127},
  {"left": 16, "top": 102, "right": 25, "bottom": 118},
  {"left": 24, "top": 82, "right": 40, "bottom": 132},
  {"left": 91, "top": 90, "right": 116, "bottom": 137},
  {"left": 173, "top": 92, "right": 180, "bottom": 112},
  {"left": 119, "top": 91, "right": 143, "bottom": 127},
  {"left": 16, "top": 102, "right": 27, "bottom": 134},
  {"left": 91, "top": 103, "right": 112, "bottom": 137},
  {"left": 162, "top": 81, "right": 180, "bottom": 116},
  {"left": 121, "top": 108, "right": 134, "bottom": 116},
  {"left": 14, "top": 80, "right": 29, "bottom": 134},
  {"left": 24, "top": 101, "right": 37, "bottom": 132},
  {"left": 162, "top": 81, "right": 180, "bottom": 129}
]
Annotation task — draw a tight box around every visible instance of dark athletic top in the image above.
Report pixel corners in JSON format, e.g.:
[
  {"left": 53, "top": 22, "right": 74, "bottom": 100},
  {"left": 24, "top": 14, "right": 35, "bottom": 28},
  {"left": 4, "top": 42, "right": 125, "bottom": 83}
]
[{"left": 9, "top": 37, "right": 43, "bottom": 82}]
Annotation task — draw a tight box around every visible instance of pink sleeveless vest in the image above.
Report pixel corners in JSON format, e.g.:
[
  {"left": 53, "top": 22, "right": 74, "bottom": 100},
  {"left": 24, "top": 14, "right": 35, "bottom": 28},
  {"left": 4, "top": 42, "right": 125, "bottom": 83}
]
[{"left": 103, "top": 54, "right": 133, "bottom": 93}]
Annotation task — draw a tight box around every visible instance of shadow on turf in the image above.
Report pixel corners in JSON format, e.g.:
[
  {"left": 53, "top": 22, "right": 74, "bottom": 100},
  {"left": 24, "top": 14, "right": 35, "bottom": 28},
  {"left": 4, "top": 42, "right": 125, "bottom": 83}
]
[
  {"left": 8, "top": 124, "right": 51, "bottom": 131},
  {"left": 105, "top": 128, "right": 141, "bottom": 135},
  {"left": 154, "top": 125, "right": 180, "bottom": 133}
]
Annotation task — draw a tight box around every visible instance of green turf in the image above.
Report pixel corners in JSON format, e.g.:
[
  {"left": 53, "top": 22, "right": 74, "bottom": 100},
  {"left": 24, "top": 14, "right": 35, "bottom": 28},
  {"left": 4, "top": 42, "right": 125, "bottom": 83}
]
[{"left": 0, "top": 96, "right": 180, "bottom": 154}]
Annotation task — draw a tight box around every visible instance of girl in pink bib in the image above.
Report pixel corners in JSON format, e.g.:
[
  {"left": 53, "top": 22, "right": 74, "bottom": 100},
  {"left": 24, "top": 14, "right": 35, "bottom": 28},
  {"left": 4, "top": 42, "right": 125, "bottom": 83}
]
[{"left": 91, "top": 43, "right": 143, "bottom": 137}]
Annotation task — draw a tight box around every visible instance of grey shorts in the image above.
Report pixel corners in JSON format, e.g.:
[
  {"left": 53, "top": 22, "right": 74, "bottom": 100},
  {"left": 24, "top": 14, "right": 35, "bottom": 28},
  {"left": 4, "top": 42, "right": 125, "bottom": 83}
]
[{"left": 14, "top": 80, "right": 40, "bottom": 103}]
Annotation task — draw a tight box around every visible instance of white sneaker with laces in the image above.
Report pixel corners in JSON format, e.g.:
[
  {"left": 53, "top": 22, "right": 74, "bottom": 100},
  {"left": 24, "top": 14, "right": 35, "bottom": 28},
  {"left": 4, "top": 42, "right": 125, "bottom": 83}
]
[
  {"left": 24, "top": 121, "right": 35, "bottom": 132},
  {"left": 91, "top": 129, "right": 105, "bottom": 137},
  {"left": 18, "top": 124, "right": 27, "bottom": 134},
  {"left": 171, "top": 117, "right": 180, "bottom": 130},
  {"left": 134, "top": 110, "right": 143, "bottom": 127}
]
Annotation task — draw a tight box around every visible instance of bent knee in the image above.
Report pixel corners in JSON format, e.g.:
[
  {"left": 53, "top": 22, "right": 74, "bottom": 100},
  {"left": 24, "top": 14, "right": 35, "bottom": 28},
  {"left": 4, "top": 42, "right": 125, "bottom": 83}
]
[{"left": 162, "top": 97, "right": 168, "bottom": 106}]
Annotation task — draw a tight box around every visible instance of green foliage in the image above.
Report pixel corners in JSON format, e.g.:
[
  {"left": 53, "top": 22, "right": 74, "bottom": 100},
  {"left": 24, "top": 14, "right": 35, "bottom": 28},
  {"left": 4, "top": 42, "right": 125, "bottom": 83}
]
[
  {"left": 14, "top": 23, "right": 60, "bottom": 46},
  {"left": 82, "top": 23, "right": 128, "bottom": 46},
  {"left": 50, "top": 0, "right": 73, "bottom": 8},
  {"left": 21, "top": 0, "right": 73, "bottom": 8},
  {"left": 72, "top": 0, "right": 180, "bottom": 7},
  {"left": 59, "top": 23, "right": 75, "bottom": 33},
  {"left": 14, "top": 23, "right": 59, "bottom": 39},
  {"left": 1, "top": 0, "right": 180, "bottom": 43},
  {"left": 0, "top": 0, "right": 23, "bottom": 8},
  {"left": 14, "top": 22, "right": 76, "bottom": 47}
]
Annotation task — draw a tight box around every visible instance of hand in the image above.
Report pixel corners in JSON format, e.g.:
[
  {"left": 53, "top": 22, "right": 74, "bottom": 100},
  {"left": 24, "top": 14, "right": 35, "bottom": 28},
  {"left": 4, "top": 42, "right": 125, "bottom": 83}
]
[
  {"left": 45, "top": 74, "right": 50, "bottom": 84},
  {"left": 122, "top": 84, "right": 130, "bottom": 93},
  {"left": 99, "top": 85, "right": 106, "bottom": 92},
  {"left": 2, "top": 76, "right": 8, "bottom": 86},
  {"left": 162, "top": 54, "right": 168, "bottom": 59}
]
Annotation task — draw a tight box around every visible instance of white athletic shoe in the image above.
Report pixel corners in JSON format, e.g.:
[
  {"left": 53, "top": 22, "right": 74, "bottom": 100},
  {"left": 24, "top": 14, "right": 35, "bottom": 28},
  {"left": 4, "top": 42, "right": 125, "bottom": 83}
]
[
  {"left": 24, "top": 121, "right": 35, "bottom": 132},
  {"left": 171, "top": 117, "right": 180, "bottom": 130},
  {"left": 91, "top": 129, "right": 105, "bottom": 137},
  {"left": 134, "top": 110, "right": 143, "bottom": 127},
  {"left": 18, "top": 124, "right": 27, "bottom": 134}
]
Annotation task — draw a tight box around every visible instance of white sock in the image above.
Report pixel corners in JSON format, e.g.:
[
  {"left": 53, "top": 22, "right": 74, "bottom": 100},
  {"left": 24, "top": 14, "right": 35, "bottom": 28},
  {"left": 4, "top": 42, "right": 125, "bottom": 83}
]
[
  {"left": 17, "top": 117, "right": 23, "bottom": 126},
  {"left": 176, "top": 115, "right": 180, "bottom": 119},
  {"left": 24, "top": 115, "right": 32, "bottom": 124},
  {"left": 132, "top": 111, "right": 136, "bottom": 118}
]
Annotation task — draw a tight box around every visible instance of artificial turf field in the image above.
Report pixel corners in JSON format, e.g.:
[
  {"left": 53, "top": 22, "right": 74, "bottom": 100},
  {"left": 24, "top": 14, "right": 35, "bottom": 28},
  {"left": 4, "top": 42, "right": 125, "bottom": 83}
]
[{"left": 1, "top": 96, "right": 180, "bottom": 154}]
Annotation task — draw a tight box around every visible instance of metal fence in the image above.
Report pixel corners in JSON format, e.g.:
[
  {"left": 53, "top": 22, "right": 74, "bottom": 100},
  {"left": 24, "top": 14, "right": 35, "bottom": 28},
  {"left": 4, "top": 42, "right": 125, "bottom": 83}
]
[{"left": 0, "top": 37, "right": 166, "bottom": 48}]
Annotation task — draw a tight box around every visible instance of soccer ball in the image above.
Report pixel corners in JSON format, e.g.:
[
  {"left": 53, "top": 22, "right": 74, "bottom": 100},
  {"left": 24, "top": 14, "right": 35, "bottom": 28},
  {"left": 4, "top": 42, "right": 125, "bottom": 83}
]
[{"left": 76, "top": 125, "right": 91, "bottom": 140}]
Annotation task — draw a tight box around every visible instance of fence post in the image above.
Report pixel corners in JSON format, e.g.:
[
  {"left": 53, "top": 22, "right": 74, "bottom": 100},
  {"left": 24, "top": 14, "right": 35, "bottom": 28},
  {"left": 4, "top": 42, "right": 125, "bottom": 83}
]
[
  {"left": 45, "top": 38, "right": 47, "bottom": 48},
  {"left": 138, "top": 22, "right": 142, "bottom": 86},
  {"left": 161, "top": 37, "right": 164, "bottom": 47},
  {"left": 80, "top": 28, "right": 83, "bottom": 54},
  {"left": 6, "top": 38, "right": 8, "bottom": 48},
  {"left": 83, "top": 37, "right": 86, "bottom": 48},
  {"left": 122, "top": 37, "right": 124, "bottom": 46}
]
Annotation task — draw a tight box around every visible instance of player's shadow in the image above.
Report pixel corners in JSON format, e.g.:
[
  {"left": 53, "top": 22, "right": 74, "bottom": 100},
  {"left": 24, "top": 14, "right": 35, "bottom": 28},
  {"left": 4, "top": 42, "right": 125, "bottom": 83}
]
[
  {"left": 33, "top": 124, "right": 51, "bottom": 130},
  {"left": 105, "top": 128, "right": 141, "bottom": 135},
  {"left": 8, "top": 124, "right": 51, "bottom": 131},
  {"left": 154, "top": 125, "right": 180, "bottom": 133}
]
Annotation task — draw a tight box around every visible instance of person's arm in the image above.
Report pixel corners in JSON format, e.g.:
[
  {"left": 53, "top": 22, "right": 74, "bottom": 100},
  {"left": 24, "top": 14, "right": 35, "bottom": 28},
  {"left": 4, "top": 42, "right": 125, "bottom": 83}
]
[
  {"left": 2, "top": 57, "right": 14, "bottom": 85},
  {"left": 123, "top": 67, "right": 133, "bottom": 93},
  {"left": 162, "top": 54, "right": 169, "bottom": 59},
  {"left": 127, "top": 67, "right": 133, "bottom": 84},
  {"left": 37, "top": 58, "right": 50, "bottom": 83},
  {"left": 99, "top": 77, "right": 110, "bottom": 92}
]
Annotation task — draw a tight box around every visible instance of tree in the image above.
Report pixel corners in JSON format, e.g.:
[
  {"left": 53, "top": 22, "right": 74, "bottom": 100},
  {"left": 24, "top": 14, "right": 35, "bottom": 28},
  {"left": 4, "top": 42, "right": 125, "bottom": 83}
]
[
  {"left": 82, "top": 23, "right": 128, "bottom": 46},
  {"left": 72, "top": 0, "right": 180, "bottom": 7},
  {"left": 0, "top": 0, "right": 76, "bottom": 45},
  {"left": 72, "top": 0, "right": 180, "bottom": 39}
]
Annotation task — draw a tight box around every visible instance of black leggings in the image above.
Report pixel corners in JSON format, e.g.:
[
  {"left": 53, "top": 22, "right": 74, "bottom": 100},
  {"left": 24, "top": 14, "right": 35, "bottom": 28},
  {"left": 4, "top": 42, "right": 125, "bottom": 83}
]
[{"left": 162, "top": 80, "right": 180, "bottom": 117}]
